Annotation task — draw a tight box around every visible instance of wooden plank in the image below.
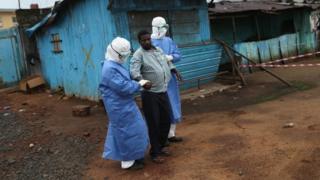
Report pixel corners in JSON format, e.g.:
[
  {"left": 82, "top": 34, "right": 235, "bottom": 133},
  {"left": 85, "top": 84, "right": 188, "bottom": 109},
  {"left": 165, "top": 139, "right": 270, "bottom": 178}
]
[{"left": 216, "top": 39, "right": 292, "bottom": 87}]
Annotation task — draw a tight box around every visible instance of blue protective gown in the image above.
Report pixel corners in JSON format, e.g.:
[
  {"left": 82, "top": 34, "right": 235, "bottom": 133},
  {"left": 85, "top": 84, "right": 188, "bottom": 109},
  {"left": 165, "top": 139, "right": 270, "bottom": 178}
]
[
  {"left": 152, "top": 37, "right": 182, "bottom": 124},
  {"left": 99, "top": 60, "right": 149, "bottom": 161}
]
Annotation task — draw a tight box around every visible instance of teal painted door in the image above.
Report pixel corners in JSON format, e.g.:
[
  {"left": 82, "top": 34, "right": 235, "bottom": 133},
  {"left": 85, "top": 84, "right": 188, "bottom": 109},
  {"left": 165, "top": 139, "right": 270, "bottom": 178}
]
[{"left": 0, "top": 28, "right": 24, "bottom": 87}]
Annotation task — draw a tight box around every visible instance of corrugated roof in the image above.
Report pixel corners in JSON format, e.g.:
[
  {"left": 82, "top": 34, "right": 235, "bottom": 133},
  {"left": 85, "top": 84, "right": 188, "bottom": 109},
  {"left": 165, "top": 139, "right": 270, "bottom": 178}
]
[
  {"left": 208, "top": 1, "right": 320, "bottom": 15},
  {"left": 0, "top": 9, "right": 16, "bottom": 12},
  {"left": 26, "top": 0, "right": 75, "bottom": 37}
]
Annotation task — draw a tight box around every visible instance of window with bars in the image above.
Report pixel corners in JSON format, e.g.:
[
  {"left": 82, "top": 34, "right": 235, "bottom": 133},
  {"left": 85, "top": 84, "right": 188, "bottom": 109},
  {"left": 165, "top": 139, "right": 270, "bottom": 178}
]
[{"left": 51, "top": 33, "right": 63, "bottom": 53}]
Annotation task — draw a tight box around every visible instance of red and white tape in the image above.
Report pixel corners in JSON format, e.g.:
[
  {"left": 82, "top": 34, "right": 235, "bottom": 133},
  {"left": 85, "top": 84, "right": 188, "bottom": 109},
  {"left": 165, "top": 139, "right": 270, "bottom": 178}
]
[
  {"left": 240, "top": 51, "right": 320, "bottom": 68},
  {"left": 263, "top": 51, "right": 320, "bottom": 65},
  {"left": 241, "top": 63, "right": 320, "bottom": 68}
]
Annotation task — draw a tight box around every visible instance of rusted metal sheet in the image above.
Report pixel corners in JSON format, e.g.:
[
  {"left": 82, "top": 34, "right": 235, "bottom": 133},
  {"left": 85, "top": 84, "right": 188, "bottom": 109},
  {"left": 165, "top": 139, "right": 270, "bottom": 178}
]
[{"left": 208, "top": 1, "right": 319, "bottom": 15}]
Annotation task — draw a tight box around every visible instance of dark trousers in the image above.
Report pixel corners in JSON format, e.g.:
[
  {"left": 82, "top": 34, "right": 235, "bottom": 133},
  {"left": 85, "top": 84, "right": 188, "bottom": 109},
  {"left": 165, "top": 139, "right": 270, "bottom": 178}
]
[{"left": 141, "top": 91, "right": 171, "bottom": 157}]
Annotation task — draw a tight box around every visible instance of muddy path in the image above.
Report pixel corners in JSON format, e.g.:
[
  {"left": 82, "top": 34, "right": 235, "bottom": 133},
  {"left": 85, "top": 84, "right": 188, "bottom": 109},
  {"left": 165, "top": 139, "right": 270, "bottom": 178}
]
[{"left": 1, "top": 58, "right": 320, "bottom": 180}]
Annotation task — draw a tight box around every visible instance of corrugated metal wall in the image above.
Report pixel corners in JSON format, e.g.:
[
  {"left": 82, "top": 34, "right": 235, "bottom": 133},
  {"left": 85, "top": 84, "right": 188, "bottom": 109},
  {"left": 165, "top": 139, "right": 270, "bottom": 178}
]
[
  {"left": 36, "top": 0, "right": 114, "bottom": 100},
  {"left": 35, "top": 0, "right": 219, "bottom": 100},
  {"left": 127, "top": 9, "right": 206, "bottom": 49},
  {"left": 0, "top": 27, "right": 25, "bottom": 87},
  {"left": 177, "top": 43, "right": 222, "bottom": 89},
  {"left": 114, "top": 0, "right": 210, "bottom": 49}
]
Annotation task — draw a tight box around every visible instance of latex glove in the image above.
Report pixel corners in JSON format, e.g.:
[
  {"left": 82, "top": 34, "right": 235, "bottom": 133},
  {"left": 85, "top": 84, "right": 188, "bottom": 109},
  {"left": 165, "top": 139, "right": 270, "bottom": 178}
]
[
  {"left": 171, "top": 69, "right": 183, "bottom": 82},
  {"left": 165, "top": 55, "right": 174, "bottom": 62},
  {"left": 138, "top": 79, "right": 149, "bottom": 86}
]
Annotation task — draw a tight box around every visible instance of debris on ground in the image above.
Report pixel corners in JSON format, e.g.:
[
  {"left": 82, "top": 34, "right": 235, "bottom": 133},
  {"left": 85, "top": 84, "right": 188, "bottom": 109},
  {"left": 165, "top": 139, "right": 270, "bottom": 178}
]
[
  {"left": 18, "top": 109, "right": 26, "bottom": 113},
  {"left": 83, "top": 132, "right": 90, "bottom": 137},
  {"left": 239, "top": 170, "right": 244, "bottom": 176},
  {"left": 283, "top": 122, "right": 295, "bottom": 128},
  {"left": 58, "top": 95, "right": 65, "bottom": 100},
  {"left": 72, "top": 105, "right": 91, "bottom": 117},
  {"left": 7, "top": 158, "right": 16, "bottom": 165},
  {"left": 3, "top": 106, "right": 11, "bottom": 110},
  {"left": 19, "top": 75, "right": 45, "bottom": 92},
  {"left": 0, "top": 106, "right": 97, "bottom": 179}
]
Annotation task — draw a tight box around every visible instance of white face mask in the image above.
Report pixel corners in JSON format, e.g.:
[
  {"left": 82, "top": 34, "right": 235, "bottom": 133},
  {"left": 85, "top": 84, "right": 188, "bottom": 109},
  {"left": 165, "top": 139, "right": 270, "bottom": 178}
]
[
  {"left": 152, "top": 26, "right": 168, "bottom": 39},
  {"left": 120, "top": 51, "right": 131, "bottom": 63}
]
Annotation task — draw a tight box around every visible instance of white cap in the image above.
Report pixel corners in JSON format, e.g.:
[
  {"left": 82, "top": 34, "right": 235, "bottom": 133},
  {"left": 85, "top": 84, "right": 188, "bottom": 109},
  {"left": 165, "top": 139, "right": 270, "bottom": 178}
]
[
  {"left": 151, "top": 17, "right": 169, "bottom": 39},
  {"left": 152, "top": 16, "right": 168, "bottom": 28}
]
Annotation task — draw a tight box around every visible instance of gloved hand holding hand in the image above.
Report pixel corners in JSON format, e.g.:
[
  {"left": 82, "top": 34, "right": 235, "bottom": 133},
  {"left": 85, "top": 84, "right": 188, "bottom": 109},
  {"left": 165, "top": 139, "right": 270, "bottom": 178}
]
[
  {"left": 171, "top": 69, "right": 183, "bottom": 82},
  {"left": 165, "top": 55, "right": 174, "bottom": 62},
  {"left": 175, "top": 71, "right": 183, "bottom": 82},
  {"left": 139, "top": 79, "right": 149, "bottom": 86},
  {"left": 143, "top": 81, "right": 152, "bottom": 90},
  {"left": 139, "top": 80, "right": 152, "bottom": 90}
]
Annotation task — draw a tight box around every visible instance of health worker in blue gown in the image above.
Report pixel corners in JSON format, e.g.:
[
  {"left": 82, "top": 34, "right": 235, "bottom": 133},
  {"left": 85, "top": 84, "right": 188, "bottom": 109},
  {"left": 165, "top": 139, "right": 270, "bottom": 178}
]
[
  {"left": 99, "top": 37, "right": 151, "bottom": 170},
  {"left": 151, "top": 17, "right": 183, "bottom": 143}
]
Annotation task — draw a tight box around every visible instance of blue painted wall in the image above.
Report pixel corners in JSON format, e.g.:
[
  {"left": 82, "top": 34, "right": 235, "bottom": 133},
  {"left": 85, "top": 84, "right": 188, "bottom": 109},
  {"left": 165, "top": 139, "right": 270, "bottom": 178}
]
[
  {"left": 177, "top": 43, "right": 222, "bottom": 89},
  {"left": 34, "top": 0, "right": 219, "bottom": 100},
  {"left": 118, "top": 0, "right": 210, "bottom": 49},
  {"left": 36, "top": 0, "right": 114, "bottom": 100},
  {"left": 0, "top": 27, "right": 26, "bottom": 87}
]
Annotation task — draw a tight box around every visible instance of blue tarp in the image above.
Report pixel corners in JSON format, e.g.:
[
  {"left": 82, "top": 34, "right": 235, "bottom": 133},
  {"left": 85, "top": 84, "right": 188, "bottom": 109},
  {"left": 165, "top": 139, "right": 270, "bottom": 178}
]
[
  {"left": 257, "top": 40, "right": 271, "bottom": 63},
  {"left": 267, "top": 37, "right": 281, "bottom": 60},
  {"left": 234, "top": 32, "right": 314, "bottom": 68}
]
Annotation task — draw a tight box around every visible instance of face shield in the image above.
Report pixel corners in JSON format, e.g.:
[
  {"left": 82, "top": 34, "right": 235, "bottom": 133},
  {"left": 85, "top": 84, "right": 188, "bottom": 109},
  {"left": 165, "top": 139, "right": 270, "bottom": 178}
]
[
  {"left": 151, "top": 17, "right": 169, "bottom": 39},
  {"left": 105, "top": 37, "right": 131, "bottom": 64}
]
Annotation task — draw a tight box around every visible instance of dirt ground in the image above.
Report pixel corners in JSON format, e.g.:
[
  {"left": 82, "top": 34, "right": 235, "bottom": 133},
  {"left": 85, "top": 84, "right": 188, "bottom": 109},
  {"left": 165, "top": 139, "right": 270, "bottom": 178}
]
[{"left": 1, "top": 57, "right": 320, "bottom": 180}]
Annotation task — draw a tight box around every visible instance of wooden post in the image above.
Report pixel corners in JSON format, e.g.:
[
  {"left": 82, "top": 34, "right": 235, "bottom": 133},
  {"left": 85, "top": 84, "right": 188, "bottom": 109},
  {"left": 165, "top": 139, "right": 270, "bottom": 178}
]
[
  {"left": 232, "top": 17, "right": 237, "bottom": 43},
  {"left": 216, "top": 39, "right": 292, "bottom": 87},
  {"left": 223, "top": 44, "right": 247, "bottom": 86},
  {"left": 254, "top": 15, "right": 261, "bottom": 41}
]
